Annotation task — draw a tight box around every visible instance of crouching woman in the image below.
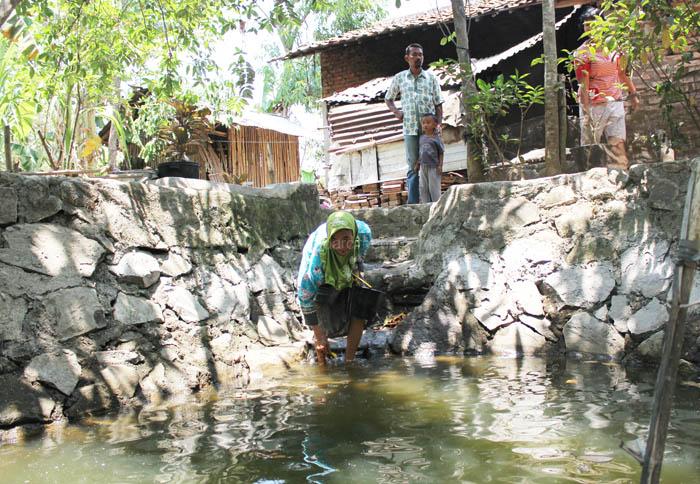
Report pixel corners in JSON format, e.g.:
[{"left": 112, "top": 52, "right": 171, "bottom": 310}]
[{"left": 297, "top": 211, "right": 372, "bottom": 365}]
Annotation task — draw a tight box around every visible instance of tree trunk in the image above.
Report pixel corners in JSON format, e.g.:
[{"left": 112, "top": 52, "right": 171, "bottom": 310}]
[
  {"left": 543, "top": 0, "right": 561, "bottom": 175},
  {"left": 451, "top": 0, "right": 485, "bottom": 182},
  {"left": 108, "top": 78, "right": 121, "bottom": 172},
  {"left": 0, "top": 0, "right": 21, "bottom": 28},
  {"left": 4, "top": 124, "right": 11, "bottom": 172}
]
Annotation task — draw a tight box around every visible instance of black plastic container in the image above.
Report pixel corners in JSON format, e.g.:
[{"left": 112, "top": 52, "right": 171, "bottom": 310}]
[
  {"left": 156, "top": 161, "right": 200, "bottom": 179},
  {"left": 350, "top": 286, "right": 384, "bottom": 321}
]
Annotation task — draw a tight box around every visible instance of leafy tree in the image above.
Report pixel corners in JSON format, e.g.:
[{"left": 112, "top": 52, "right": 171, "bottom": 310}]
[
  {"left": 0, "top": 0, "right": 329, "bottom": 171},
  {"left": 261, "top": 0, "right": 387, "bottom": 113}
]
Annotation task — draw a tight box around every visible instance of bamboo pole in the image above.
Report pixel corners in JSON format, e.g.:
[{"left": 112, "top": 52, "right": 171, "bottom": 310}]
[
  {"left": 4, "top": 124, "right": 11, "bottom": 172},
  {"left": 641, "top": 159, "right": 700, "bottom": 483}
]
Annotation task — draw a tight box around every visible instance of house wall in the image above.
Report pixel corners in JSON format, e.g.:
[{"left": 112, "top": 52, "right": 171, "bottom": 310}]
[
  {"left": 327, "top": 139, "right": 467, "bottom": 189},
  {"left": 319, "top": 6, "right": 549, "bottom": 97},
  {"left": 627, "top": 51, "right": 700, "bottom": 160},
  {"left": 224, "top": 126, "right": 301, "bottom": 187}
]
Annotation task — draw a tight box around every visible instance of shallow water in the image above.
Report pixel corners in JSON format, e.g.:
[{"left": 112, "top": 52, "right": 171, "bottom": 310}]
[{"left": 2, "top": 356, "right": 699, "bottom": 483}]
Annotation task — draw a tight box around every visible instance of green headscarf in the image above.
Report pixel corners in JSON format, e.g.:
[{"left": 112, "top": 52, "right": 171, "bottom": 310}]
[{"left": 320, "top": 211, "right": 360, "bottom": 290}]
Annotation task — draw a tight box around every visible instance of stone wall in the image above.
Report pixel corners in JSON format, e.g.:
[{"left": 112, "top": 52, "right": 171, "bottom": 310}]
[
  {"left": 389, "top": 160, "right": 700, "bottom": 369},
  {"left": 0, "top": 173, "right": 325, "bottom": 432},
  {"left": 2, "top": 161, "right": 699, "bottom": 433}
]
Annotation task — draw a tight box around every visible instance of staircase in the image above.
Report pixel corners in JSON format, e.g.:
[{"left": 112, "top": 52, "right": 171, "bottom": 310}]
[{"left": 349, "top": 204, "right": 432, "bottom": 313}]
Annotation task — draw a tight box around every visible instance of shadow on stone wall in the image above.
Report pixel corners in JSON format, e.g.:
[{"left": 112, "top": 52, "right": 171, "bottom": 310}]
[
  {"left": 0, "top": 173, "right": 324, "bottom": 434},
  {"left": 387, "top": 160, "right": 700, "bottom": 371}
]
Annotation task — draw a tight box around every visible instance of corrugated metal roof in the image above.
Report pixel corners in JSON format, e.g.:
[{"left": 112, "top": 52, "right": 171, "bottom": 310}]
[
  {"left": 472, "top": 6, "right": 578, "bottom": 72},
  {"left": 323, "top": 67, "right": 461, "bottom": 105},
  {"left": 228, "top": 111, "right": 312, "bottom": 138},
  {"left": 281, "top": 0, "right": 541, "bottom": 60},
  {"left": 324, "top": 7, "right": 578, "bottom": 106}
]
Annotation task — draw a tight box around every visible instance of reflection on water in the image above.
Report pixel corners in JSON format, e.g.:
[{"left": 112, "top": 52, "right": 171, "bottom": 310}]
[{"left": 1, "top": 356, "right": 699, "bottom": 483}]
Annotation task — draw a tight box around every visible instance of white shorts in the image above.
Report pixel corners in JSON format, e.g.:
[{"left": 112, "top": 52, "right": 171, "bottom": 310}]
[{"left": 580, "top": 100, "right": 626, "bottom": 144}]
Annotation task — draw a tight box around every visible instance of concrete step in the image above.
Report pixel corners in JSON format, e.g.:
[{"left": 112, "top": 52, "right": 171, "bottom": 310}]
[
  {"left": 364, "top": 236, "right": 417, "bottom": 264},
  {"left": 350, "top": 204, "right": 430, "bottom": 239}
]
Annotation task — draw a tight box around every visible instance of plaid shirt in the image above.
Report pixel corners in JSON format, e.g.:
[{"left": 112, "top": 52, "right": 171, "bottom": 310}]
[{"left": 385, "top": 69, "right": 444, "bottom": 136}]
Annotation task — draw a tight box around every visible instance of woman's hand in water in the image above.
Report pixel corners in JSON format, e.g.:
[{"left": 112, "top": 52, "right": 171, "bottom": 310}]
[{"left": 312, "top": 325, "right": 329, "bottom": 365}]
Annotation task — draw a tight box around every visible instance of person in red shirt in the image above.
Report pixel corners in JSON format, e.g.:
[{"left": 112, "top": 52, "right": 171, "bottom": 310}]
[{"left": 574, "top": 7, "right": 640, "bottom": 169}]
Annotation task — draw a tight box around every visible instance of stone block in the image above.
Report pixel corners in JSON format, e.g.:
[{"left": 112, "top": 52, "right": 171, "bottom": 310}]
[
  {"left": 203, "top": 275, "right": 250, "bottom": 321},
  {"left": 159, "top": 252, "right": 192, "bottom": 278},
  {"left": 65, "top": 383, "right": 118, "bottom": 418},
  {"left": 109, "top": 251, "right": 161, "bottom": 288},
  {"left": 159, "top": 285, "right": 209, "bottom": 323},
  {"left": 554, "top": 202, "right": 594, "bottom": 238},
  {"left": 24, "top": 350, "right": 81, "bottom": 395},
  {"left": 628, "top": 299, "right": 669, "bottom": 334},
  {"left": 0, "top": 187, "right": 18, "bottom": 225},
  {"left": 609, "top": 295, "right": 632, "bottom": 333},
  {"left": 519, "top": 314, "right": 557, "bottom": 342},
  {"left": 45, "top": 287, "right": 106, "bottom": 341},
  {"left": 99, "top": 364, "right": 140, "bottom": 399},
  {"left": 17, "top": 177, "right": 62, "bottom": 222},
  {"left": 0, "top": 292, "right": 27, "bottom": 341},
  {"left": 257, "top": 316, "right": 291, "bottom": 346},
  {"left": 563, "top": 311, "right": 625, "bottom": 359},
  {"left": 0, "top": 224, "right": 104, "bottom": 277},
  {"left": 510, "top": 280, "right": 544, "bottom": 316},
  {"left": 620, "top": 240, "right": 673, "bottom": 297},
  {"left": 113, "top": 293, "right": 163, "bottom": 326},
  {"left": 544, "top": 262, "right": 616, "bottom": 309},
  {"left": 0, "top": 374, "right": 55, "bottom": 427},
  {"left": 488, "top": 322, "right": 549, "bottom": 356},
  {"left": 95, "top": 350, "right": 140, "bottom": 365},
  {"left": 633, "top": 331, "right": 665, "bottom": 362},
  {"left": 536, "top": 184, "right": 577, "bottom": 209}
]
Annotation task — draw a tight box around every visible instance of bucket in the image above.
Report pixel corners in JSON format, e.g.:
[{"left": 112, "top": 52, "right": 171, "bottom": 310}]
[
  {"left": 157, "top": 161, "right": 200, "bottom": 179},
  {"left": 350, "top": 286, "right": 384, "bottom": 321}
]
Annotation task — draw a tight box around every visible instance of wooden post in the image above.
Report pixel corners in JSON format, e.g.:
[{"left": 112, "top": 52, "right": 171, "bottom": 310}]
[
  {"left": 543, "top": 0, "right": 561, "bottom": 175},
  {"left": 3, "top": 124, "right": 11, "bottom": 172},
  {"left": 641, "top": 159, "right": 700, "bottom": 483},
  {"left": 451, "top": 0, "right": 484, "bottom": 182}
]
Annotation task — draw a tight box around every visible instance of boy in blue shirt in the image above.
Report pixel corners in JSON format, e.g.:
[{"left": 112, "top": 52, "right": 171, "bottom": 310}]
[{"left": 416, "top": 113, "right": 444, "bottom": 203}]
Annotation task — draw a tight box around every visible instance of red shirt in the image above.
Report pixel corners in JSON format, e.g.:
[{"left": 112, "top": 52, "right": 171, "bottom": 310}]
[{"left": 574, "top": 46, "right": 624, "bottom": 104}]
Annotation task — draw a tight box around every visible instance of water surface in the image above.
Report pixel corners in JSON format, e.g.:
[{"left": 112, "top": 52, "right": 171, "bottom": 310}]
[{"left": 2, "top": 356, "right": 699, "bottom": 483}]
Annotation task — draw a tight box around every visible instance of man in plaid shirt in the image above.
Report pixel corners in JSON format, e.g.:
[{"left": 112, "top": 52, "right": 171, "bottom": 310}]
[{"left": 386, "top": 43, "right": 445, "bottom": 204}]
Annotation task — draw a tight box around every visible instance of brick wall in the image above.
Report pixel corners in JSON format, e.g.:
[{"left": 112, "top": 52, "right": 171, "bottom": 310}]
[
  {"left": 318, "top": 7, "right": 546, "bottom": 98},
  {"left": 319, "top": 33, "right": 451, "bottom": 98},
  {"left": 627, "top": 50, "right": 700, "bottom": 160}
]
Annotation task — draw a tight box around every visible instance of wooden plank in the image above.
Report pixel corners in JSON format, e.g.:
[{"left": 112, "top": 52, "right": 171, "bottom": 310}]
[{"left": 641, "top": 159, "right": 700, "bottom": 483}]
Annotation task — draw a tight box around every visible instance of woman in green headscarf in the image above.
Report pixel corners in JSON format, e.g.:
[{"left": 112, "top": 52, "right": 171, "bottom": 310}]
[{"left": 297, "top": 211, "right": 374, "bottom": 365}]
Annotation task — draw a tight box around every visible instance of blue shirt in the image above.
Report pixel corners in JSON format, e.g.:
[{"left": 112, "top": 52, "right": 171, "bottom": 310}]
[
  {"left": 296, "top": 220, "right": 372, "bottom": 314},
  {"left": 419, "top": 134, "right": 444, "bottom": 167}
]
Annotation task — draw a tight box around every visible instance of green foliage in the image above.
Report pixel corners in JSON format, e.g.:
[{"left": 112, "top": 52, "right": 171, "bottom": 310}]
[
  {"left": 434, "top": 58, "right": 544, "bottom": 163},
  {"left": 468, "top": 71, "right": 545, "bottom": 161},
  {"left": 0, "top": 0, "right": 296, "bottom": 171},
  {"left": 156, "top": 100, "right": 212, "bottom": 161},
  {"left": 585, "top": 0, "right": 700, "bottom": 145},
  {"left": 0, "top": 38, "right": 37, "bottom": 140},
  {"left": 262, "top": 0, "right": 387, "bottom": 112}
]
